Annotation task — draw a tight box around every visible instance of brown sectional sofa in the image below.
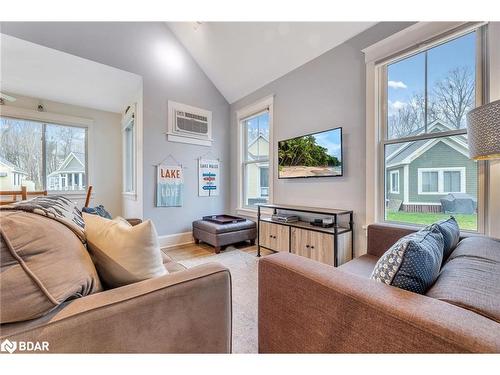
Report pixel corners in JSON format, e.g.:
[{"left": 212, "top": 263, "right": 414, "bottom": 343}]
[
  {"left": 0, "top": 212, "right": 232, "bottom": 353},
  {"left": 258, "top": 223, "right": 500, "bottom": 353}
]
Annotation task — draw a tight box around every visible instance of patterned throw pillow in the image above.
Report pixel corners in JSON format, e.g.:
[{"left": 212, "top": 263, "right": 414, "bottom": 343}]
[
  {"left": 434, "top": 216, "right": 460, "bottom": 262},
  {"left": 370, "top": 224, "right": 444, "bottom": 294},
  {"left": 82, "top": 204, "right": 112, "bottom": 219}
]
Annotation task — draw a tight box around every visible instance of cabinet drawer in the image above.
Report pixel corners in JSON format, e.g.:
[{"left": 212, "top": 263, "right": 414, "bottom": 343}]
[
  {"left": 291, "top": 227, "right": 334, "bottom": 266},
  {"left": 259, "top": 221, "right": 289, "bottom": 252}
]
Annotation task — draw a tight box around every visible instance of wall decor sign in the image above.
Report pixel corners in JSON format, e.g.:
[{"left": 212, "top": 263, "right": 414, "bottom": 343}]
[
  {"left": 156, "top": 164, "right": 184, "bottom": 207},
  {"left": 198, "top": 159, "right": 220, "bottom": 197}
]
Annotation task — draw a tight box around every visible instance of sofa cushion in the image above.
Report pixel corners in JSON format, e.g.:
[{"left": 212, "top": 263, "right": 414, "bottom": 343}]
[
  {"left": 370, "top": 224, "right": 444, "bottom": 294},
  {"left": 338, "top": 254, "right": 378, "bottom": 278},
  {"left": 426, "top": 237, "right": 500, "bottom": 322},
  {"left": 0, "top": 211, "right": 102, "bottom": 324},
  {"left": 83, "top": 214, "right": 167, "bottom": 288},
  {"left": 434, "top": 216, "right": 460, "bottom": 262}
]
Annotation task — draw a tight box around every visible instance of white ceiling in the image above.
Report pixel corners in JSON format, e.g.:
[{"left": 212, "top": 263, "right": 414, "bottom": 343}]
[
  {"left": 0, "top": 33, "right": 142, "bottom": 114},
  {"left": 167, "top": 22, "right": 376, "bottom": 103}
]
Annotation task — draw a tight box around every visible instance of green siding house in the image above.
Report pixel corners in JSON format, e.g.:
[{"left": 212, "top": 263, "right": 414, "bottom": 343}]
[{"left": 386, "top": 122, "right": 477, "bottom": 213}]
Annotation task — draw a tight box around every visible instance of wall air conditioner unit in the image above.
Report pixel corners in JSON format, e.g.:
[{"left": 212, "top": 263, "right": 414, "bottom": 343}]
[{"left": 167, "top": 100, "right": 213, "bottom": 146}]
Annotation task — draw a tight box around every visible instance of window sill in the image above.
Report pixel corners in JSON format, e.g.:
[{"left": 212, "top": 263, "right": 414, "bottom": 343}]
[{"left": 236, "top": 208, "right": 258, "bottom": 218}]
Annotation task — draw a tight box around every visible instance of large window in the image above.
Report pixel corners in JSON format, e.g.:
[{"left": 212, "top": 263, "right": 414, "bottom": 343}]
[
  {"left": 240, "top": 110, "right": 270, "bottom": 208},
  {"left": 0, "top": 116, "right": 87, "bottom": 192},
  {"left": 382, "top": 28, "right": 484, "bottom": 231}
]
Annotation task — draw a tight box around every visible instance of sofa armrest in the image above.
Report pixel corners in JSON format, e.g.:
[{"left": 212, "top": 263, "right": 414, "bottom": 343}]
[
  {"left": 259, "top": 253, "right": 500, "bottom": 353},
  {"left": 2, "top": 263, "right": 232, "bottom": 353}
]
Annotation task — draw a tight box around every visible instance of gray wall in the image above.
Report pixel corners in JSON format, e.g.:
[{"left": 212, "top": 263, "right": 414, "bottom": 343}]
[
  {"left": 230, "top": 23, "right": 414, "bottom": 254},
  {"left": 0, "top": 22, "right": 231, "bottom": 236}
]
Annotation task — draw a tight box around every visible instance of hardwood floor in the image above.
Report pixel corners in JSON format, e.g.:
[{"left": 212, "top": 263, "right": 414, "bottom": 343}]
[{"left": 163, "top": 241, "right": 273, "bottom": 262}]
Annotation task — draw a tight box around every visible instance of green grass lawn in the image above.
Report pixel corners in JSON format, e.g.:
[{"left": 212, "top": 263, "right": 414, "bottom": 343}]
[{"left": 386, "top": 211, "right": 477, "bottom": 231}]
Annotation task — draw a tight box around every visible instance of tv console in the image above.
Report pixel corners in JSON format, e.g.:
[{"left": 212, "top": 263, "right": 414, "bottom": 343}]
[{"left": 256, "top": 203, "right": 354, "bottom": 267}]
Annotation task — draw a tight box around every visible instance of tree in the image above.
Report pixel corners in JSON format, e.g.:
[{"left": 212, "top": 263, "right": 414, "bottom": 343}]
[
  {"left": 433, "top": 66, "right": 475, "bottom": 129},
  {"left": 389, "top": 65, "right": 474, "bottom": 137},
  {"left": 278, "top": 136, "right": 339, "bottom": 168},
  {"left": 388, "top": 93, "right": 430, "bottom": 138}
]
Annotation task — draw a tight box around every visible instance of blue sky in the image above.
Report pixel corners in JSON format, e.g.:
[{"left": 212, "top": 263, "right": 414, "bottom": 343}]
[
  {"left": 313, "top": 128, "right": 342, "bottom": 160},
  {"left": 246, "top": 112, "right": 269, "bottom": 142},
  {"left": 387, "top": 32, "right": 476, "bottom": 116}
]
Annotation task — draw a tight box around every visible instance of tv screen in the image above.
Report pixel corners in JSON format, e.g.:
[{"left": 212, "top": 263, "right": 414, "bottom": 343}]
[{"left": 278, "top": 127, "right": 343, "bottom": 179}]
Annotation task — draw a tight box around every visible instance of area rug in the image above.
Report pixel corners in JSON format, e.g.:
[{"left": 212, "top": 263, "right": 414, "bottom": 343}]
[{"left": 175, "top": 248, "right": 259, "bottom": 354}]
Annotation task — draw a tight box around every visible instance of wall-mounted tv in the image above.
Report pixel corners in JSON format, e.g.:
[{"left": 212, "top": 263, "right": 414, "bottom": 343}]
[{"left": 278, "top": 127, "right": 343, "bottom": 179}]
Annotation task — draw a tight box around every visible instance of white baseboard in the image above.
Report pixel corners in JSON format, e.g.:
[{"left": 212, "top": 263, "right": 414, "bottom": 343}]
[{"left": 158, "top": 231, "right": 194, "bottom": 249}]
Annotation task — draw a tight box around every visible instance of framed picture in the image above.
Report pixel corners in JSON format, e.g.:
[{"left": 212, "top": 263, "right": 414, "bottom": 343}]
[
  {"left": 156, "top": 164, "right": 183, "bottom": 207},
  {"left": 198, "top": 159, "right": 220, "bottom": 197}
]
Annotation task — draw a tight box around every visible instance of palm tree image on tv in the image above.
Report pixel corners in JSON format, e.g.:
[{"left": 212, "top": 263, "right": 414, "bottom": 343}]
[{"left": 278, "top": 129, "right": 342, "bottom": 178}]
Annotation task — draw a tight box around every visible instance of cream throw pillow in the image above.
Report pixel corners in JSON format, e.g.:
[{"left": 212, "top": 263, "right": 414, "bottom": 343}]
[{"left": 83, "top": 213, "right": 167, "bottom": 287}]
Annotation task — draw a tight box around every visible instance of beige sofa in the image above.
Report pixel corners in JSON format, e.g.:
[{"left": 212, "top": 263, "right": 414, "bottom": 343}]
[
  {"left": 258, "top": 223, "right": 500, "bottom": 353},
  {"left": 0, "top": 212, "right": 232, "bottom": 354}
]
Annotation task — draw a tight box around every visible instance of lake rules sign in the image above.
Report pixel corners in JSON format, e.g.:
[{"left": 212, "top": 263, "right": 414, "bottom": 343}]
[
  {"left": 199, "top": 159, "right": 219, "bottom": 197},
  {"left": 156, "top": 165, "right": 184, "bottom": 207}
]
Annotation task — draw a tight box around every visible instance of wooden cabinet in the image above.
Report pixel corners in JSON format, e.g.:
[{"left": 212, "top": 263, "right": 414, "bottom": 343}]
[
  {"left": 259, "top": 221, "right": 289, "bottom": 252},
  {"left": 291, "top": 227, "right": 335, "bottom": 266},
  {"left": 257, "top": 204, "right": 353, "bottom": 267}
]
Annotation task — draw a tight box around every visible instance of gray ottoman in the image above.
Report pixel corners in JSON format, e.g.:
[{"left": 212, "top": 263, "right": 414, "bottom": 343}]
[{"left": 192, "top": 219, "right": 257, "bottom": 253}]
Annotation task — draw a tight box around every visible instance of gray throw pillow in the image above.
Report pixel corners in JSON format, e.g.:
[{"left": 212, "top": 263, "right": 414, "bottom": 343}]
[
  {"left": 370, "top": 224, "right": 444, "bottom": 294},
  {"left": 434, "top": 216, "right": 460, "bottom": 262}
]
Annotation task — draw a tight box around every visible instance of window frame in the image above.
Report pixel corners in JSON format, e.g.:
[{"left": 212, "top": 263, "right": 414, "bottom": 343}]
[
  {"left": 236, "top": 95, "right": 274, "bottom": 215},
  {"left": 0, "top": 106, "right": 93, "bottom": 196},
  {"left": 375, "top": 24, "right": 488, "bottom": 233},
  {"left": 122, "top": 104, "right": 137, "bottom": 197},
  {"left": 389, "top": 170, "right": 400, "bottom": 194}
]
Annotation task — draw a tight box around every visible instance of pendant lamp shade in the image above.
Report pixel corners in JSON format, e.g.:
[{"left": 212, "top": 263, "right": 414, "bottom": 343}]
[{"left": 466, "top": 99, "right": 500, "bottom": 160}]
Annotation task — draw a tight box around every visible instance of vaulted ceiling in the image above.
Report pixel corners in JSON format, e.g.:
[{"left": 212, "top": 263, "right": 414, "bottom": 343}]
[{"left": 167, "top": 22, "right": 376, "bottom": 103}]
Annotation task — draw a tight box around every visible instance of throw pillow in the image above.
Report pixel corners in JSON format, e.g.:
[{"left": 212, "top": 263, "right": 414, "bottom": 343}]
[
  {"left": 434, "top": 216, "right": 460, "bottom": 262},
  {"left": 83, "top": 213, "right": 167, "bottom": 287},
  {"left": 370, "top": 224, "right": 444, "bottom": 294},
  {"left": 82, "top": 204, "right": 112, "bottom": 219},
  {"left": 0, "top": 211, "right": 102, "bottom": 324}
]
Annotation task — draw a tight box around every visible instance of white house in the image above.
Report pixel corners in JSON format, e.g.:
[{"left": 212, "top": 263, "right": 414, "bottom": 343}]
[
  {"left": 47, "top": 152, "right": 86, "bottom": 191},
  {"left": 0, "top": 156, "right": 33, "bottom": 191}
]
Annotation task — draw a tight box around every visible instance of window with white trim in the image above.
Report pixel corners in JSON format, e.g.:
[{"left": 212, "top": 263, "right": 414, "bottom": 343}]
[
  {"left": 389, "top": 170, "right": 400, "bottom": 194},
  {"left": 0, "top": 116, "right": 87, "bottom": 192},
  {"left": 418, "top": 167, "right": 465, "bottom": 194},
  {"left": 379, "top": 26, "right": 485, "bottom": 231},
  {"left": 241, "top": 111, "right": 270, "bottom": 208},
  {"left": 237, "top": 96, "right": 273, "bottom": 211}
]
